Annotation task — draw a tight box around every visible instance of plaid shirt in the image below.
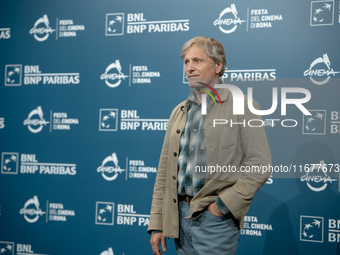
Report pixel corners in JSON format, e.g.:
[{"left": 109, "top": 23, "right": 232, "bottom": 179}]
[{"left": 177, "top": 91, "right": 213, "bottom": 196}]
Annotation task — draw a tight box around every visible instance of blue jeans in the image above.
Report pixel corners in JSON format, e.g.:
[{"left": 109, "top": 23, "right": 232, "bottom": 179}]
[{"left": 175, "top": 201, "right": 239, "bottom": 255}]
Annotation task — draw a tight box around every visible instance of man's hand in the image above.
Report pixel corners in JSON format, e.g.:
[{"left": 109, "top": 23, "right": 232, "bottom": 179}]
[
  {"left": 150, "top": 232, "right": 167, "bottom": 255},
  {"left": 207, "top": 201, "right": 224, "bottom": 217}
]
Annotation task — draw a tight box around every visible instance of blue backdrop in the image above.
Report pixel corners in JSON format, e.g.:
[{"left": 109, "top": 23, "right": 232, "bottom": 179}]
[{"left": 1, "top": 0, "right": 339, "bottom": 254}]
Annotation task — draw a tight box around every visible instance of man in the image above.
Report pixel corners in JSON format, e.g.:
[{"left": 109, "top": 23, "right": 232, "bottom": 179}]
[{"left": 148, "top": 36, "right": 271, "bottom": 255}]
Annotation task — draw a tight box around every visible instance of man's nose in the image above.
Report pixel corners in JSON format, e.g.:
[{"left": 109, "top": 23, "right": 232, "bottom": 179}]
[{"left": 186, "top": 61, "right": 195, "bottom": 72}]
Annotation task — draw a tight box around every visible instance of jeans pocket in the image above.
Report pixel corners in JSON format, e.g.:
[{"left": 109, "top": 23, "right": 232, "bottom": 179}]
[{"left": 205, "top": 209, "right": 227, "bottom": 221}]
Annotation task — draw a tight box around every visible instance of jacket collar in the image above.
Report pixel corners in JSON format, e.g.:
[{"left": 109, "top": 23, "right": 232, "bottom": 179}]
[
  {"left": 215, "top": 82, "right": 230, "bottom": 103},
  {"left": 181, "top": 80, "right": 230, "bottom": 110}
]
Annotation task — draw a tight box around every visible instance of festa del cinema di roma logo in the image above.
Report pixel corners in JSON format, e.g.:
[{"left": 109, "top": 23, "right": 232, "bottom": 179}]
[
  {"left": 29, "top": 14, "right": 55, "bottom": 42},
  {"left": 23, "top": 106, "right": 78, "bottom": 133},
  {"left": 199, "top": 83, "right": 312, "bottom": 120},
  {"left": 23, "top": 106, "right": 49, "bottom": 133},
  {"left": 19, "top": 196, "right": 45, "bottom": 223},
  {"left": 100, "top": 60, "right": 129, "bottom": 88},
  {"left": 97, "top": 153, "right": 125, "bottom": 181},
  {"left": 214, "top": 3, "right": 246, "bottom": 34},
  {"left": 300, "top": 160, "right": 338, "bottom": 192},
  {"left": 304, "top": 53, "right": 340, "bottom": 85}
]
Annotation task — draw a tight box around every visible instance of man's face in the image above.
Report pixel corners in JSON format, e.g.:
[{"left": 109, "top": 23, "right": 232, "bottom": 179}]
[{"left": 184, "top": 44, "right": 222, "bottom": 87}]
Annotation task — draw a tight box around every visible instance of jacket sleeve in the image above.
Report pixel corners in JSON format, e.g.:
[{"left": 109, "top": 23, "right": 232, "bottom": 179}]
[
  {"left": 147, "top": 110, "right": 175, "bottom": 234},
  {"left": 219, "top": 97, "right": 272, "bottom": 220}
]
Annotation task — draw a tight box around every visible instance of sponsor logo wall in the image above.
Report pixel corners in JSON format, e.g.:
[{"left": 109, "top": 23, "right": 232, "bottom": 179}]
[{"left": 0, "top": 0, "right": 339, "bottom": 255}]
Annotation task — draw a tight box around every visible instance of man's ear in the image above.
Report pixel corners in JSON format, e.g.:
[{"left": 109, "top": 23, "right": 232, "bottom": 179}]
[{"left": 215, "top": 61, "right": 223, "bottom": 75}]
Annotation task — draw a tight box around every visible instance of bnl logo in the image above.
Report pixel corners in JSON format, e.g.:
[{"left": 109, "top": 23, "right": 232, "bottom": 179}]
[
  {"left": 4, "top": 65, "right": 22, "bottom": 86},
  {"left": 106, "top": 13, "right": 124, "bottom": 36},
  {"left": 300, "top": 216, "right": 324, "bottom": 242},
  {"left": 302, "top": 110, "right": 326, "bottom": 135},
  {"left": 95, "top": 202, "right": 114, "bottom": 225},
  {"left": 310, "top": 0, "right": 334, "bottom": 26},
  {"left": 1, "top": 152, "right": 19, "bottom": 174},
  {"left": 0, "top": 241, "right": 14, "bottom": 255},
  {"left": 99, "top": 109, "right": 118, "bottom": 131}
]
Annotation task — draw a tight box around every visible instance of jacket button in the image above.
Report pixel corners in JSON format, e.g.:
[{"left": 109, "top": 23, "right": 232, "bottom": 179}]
[
  {"left": 176, "top": 129, "right": 180, "bottom": 134},
  {"left": 173, "top": 152, "right": 177, "bottom": 157},
  {"left": 173, "top": 199, "right": 177, "bottom": 203},
  {"left": 172, "top": 175, "right": 176, "bottom": 180}
]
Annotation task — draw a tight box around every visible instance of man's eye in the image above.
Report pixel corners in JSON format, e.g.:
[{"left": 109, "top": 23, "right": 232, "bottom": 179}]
[{"left": 196, "top": 59, "right": 201, "bottom": 62}]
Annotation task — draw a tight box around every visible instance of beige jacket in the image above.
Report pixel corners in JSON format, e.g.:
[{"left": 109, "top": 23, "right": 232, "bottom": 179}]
[{"left": 147, "top": 88, "right": 271, "bottom": 238}]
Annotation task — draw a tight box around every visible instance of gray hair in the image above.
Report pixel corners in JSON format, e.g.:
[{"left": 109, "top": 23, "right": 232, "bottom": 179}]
[{"left": 180, "top": 36, "right": 227, "bottom": 77}]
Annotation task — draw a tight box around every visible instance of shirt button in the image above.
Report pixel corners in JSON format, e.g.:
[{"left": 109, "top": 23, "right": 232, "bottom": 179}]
[
  {"left": 191, "top": 148, "right": 194, "bottom": 151},
  {"left": 194, "top": 129, "right": 197, "bottom": 132},
  {"left": 172, "top": 175, "right": 176, "bottom": 180},
  {"left": 176, "top": 129, "right": 180, "bottom": 134},
  {"left": 173, "top": 152, "right": 177, "bottom": 157},
  {"left": 173, "top": 199, "right": 177, "bottom": 203}
]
